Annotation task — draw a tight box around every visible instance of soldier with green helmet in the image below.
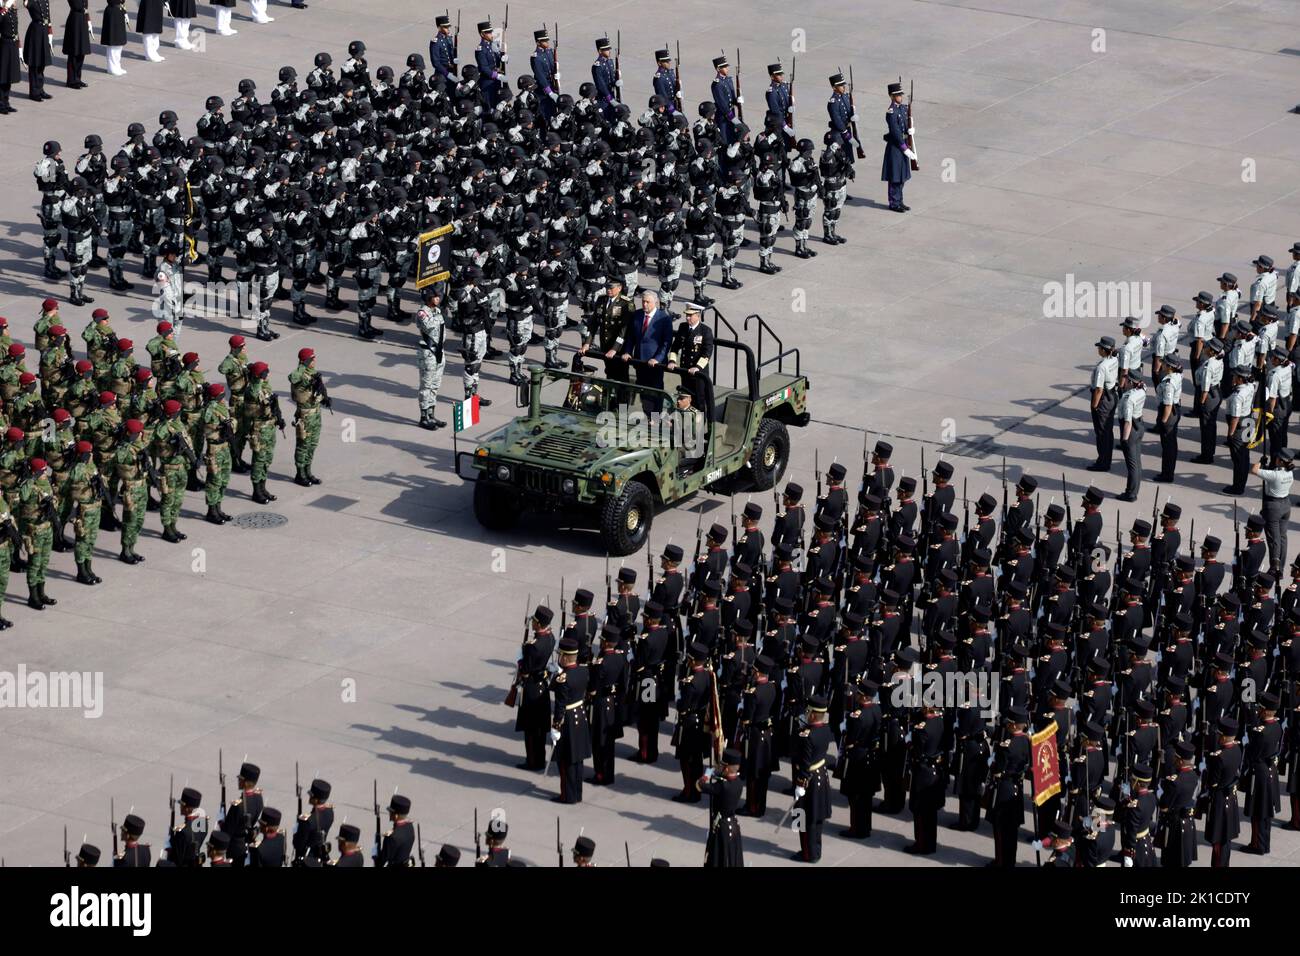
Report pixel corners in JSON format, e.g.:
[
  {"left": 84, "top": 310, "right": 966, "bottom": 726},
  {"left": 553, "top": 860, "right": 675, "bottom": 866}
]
[
  {"left": 152, "top": 399, "right": 194, "bottom": 543},
  {"left": 289, "top": 347, "right": 329, "bottom": 486},
  {"left": 114, "top": 418, "right": 152, "bottom": 564},
  {"left": 244, "top": 361, "right": 280, "bottom": 505},
  {"left": 218, "top": 334, "right": 251, "bottom": 472},
  {"left": 69, "top": 440, "right": 104, "bottom": 586},
  {"left": 17, "top": 456, "right": 58, "bottom": 610},
  {"left": 201, "top": 382, "right": 234, "bottom": 524}
]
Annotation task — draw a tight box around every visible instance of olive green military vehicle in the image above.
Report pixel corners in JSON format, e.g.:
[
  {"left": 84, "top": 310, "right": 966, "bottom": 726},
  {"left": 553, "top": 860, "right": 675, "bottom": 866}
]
[{"left": 455, "top": 311, "right": 810, "bottom": 555}]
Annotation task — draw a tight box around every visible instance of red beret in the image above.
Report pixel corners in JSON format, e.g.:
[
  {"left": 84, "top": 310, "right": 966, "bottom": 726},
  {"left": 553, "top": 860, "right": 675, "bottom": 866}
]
[
  {"left": 29, "top": 458, "right": 47, "bottom": 472},
  {"left": 250, "top": 361, "right": 269, "bottom": 376},
  {"left": 7, "top": 343, "right": 24, "bottom": 357},
  {"left": 75, "top": 440, "right": 93, "bottom": 454},
  {"left": 163, "top": 399, "right": 182, "bottom": 415},
  {"left": 75, "top": 359, "right": 92, "bottom": 374},
  {"left": 41, "top": 298, "right": 58, "bottom": 311},
  {"left": 52, "top": 408, "right": 71, "bottom": 423},
  {"left": 5, "top": 427, "right": 24, "bottom": 443},
  {"left": 49, "top": 324, "right": 66, "bottom": 337},
  {"left": 92, "top": 308, "right": 109, "bottom": 320},
  {"left": 117, "top": 338, "right": 133, "bottom": 351},
  {"left": 298, "top": 348, "right": 315, "bottom": 362},
  {"left": 0, "top": 316, "right": 7, "bottom": 327},
  {"left": 135, "top": 367, "right": 152, "bottom": 382},
  {"left": 228, "top": 335, "right": 245, "bottom": 348},
  {"left": 125, "top": 418, "right": 145, "bottom": 435},
  {"left": 157, "top": 321, "right": 173, "bottom": 333},
  {"left": 206, "top": 383, "right": 226, "bottom": 398},
  {"left": 99, "top": 391, "right": 117, "bottom": 406},
  {"left": 18, "top": 372, "right": 36, "bottom": 386},
  {"left": 182, "top": 351, "right": 199, "bottom": 365}
]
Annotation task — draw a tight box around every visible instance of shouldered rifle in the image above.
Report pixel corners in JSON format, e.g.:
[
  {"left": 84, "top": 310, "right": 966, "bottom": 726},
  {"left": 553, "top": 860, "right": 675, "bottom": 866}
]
[
  {"left": 734, "top": 48, "right": 745, "bottom": 122},
  {"left": 787, "top": 56, "right": 796, "bottom": 134},
  {"left": 170, "top": 431, "right": 196, "bottom": 467},
  {"left": 501, "top": 3, "right": 509, "bottom": 55},
  {"left": 605, "top": 551, "right": 612, "bottom": 605},
  {"left": 815, "top": 448, "right": 822, "bottom": 501},
  {"left": 270, "top": 392, "right": 287, "bottom": 434},
  {"left": 168, "top": 774, "right": 176, "bottom": 834},
  {"left": 905, "top": 78, "right": 919, "bottom": 171},
  {"left": 372, "top": 779, "right": 382, "bottom": 861},
  {"left": 218, "top": 749, "right": 227, "bottom": 818},
  {"left": 847, "top": 65, "right": 865, "bottom": 159},
  {"left": 614, "top": 30, "right": 622, "bottom": 101},
  {"left": 64, "top": 826, "right": 70, "bottom": 867},
  {"left": 416, "top": 823, "right": 426, "bottom": 867},
  {"left": 311, "top": 372, "right": 334, "bottom": 412},
  {"left": 111, "top": 798, "right": 117, "bottom": 857},
  {"left": 294, "top": 763, "right": 301, "bottom": 819},
  {"left": 454, "top": 8, "right": 459, "bottom": 59},
  {"left": 556, "top": 815, "right": 563, "bottom": 867},
  {"left": 673, "top": 40, "right": 683, "bottom": 112},
  {"left": 1232, "top": 503, "right": 1242, "bottom": 595},
  {"left": 625, "top": 841, "right": 631, "bottom": 866}
]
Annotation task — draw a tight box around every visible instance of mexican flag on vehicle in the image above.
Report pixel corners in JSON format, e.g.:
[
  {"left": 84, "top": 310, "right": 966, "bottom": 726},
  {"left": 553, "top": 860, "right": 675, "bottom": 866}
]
[{"left": 452, "top": 395, "right": 480, "bottom": 432}]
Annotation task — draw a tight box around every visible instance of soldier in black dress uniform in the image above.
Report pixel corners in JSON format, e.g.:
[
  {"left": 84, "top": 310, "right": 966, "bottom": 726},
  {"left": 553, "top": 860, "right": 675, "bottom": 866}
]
[
  {"left": 206, "top": 830, "right": 232, "bottom": 866},
  {"left": 632, "top": 600, "right": 671, "bottom": 763},
  {"left": 248, "top": 807, "right": 286, "bottom": 867},
  {"left": 292, "top": 777, "right": 334, "bottom": 866},
  {"left": 165, "top": 786, "right": 210, "bottom": 866},
  {"left": 588, "top": 623, "right": 627, "bottom": 786},
  {"left": 1118, "top": 763, "right": 1158, "bottom": 867},
  {"left": 476, "top": 822, "right": 510, "bottom": 866},
  {"left": 332, "top": 824, "right": 365, "bottom": 867},
  {"left": 1242, "top": 691, "right": 1283, "bottom": 854},
  {"left": 113, "top": 813, "right": 150, "bottom": 867},
  {"left": 1158, "top": 740, "right": 1199, "bottom": 867},
  {"left": 550, "top": 636, "right": 592, "bottom": 804},
  {"left": 60, "top": 0, "right": 90, "bottom": 88},
  {"left": 218, "top": 761, "right": 263, "bottom": 866},
  {"left": 673, "top": 641, "right": 714, "bottom": 803},
  {"left": 738, "top": 653, "right": 778, "bottom": 816},
  {"left": 0, "top": 0, "right": 20, "bottom": 113},
  {"left": 906, "top": 703, "right": 947, "bottom": 854},
  {"left": 21, "top": 0, "right": 52, "bottom": 101},
  {"left": 952, "top": 705, "right": 990, "bottom": 832},
  {"left": 987, "top": 706, "right": 1031, "bottom": 867},
  {"left": 514, "top": 604, "right": 556, "bottom": 770},
  {"left": 839, "top": 677, "right": 881, "bottom": 837},
  {"left": 1202, "top": 716, "right": 1243, "bottom": 867},
  {"left": 374, "top": 794, "right": 415, "bottom": 867},
  {"left": 791, "top": 694, "right": 833, "bottom": 862},
  {"left": 700, "top": 747, "right": 745, "bottom": 867}
]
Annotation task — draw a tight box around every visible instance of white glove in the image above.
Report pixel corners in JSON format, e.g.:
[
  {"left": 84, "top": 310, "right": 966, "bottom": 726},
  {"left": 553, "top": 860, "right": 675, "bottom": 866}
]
[
  {"left": 736, "top": 95, "right": 745, "bottom": 104},
  {"left": 614, "top": 78, "right": 623, "bottom": 88},
  {"left": 548, "top": 728, "right": 561, "bottom": 745},
  {"left": 549, "top": 90, "right": 559, "bottom": 101},
  {"left": 793, "top": 785, "right": 806, "bottom": 800},
  {"left": 787, "top": 102, "right": 794, "bottom": 113},
  {"left": 553, "top": 71, "right": 562, "bottom": 80},
  {"left": 904, "top": 148, "right": 917, "bottom": 161},
  {"left": 703, "top": 767, "right": 716, "bottom": 780},
  {"left": 907, "top": 127, "right": 915, "bottom": 135},
  {"left": 782, "top": 125, "right": 795, "bottom": 137},
  {"left": 500, "top": 53, "right": 509, "bottom": 64},
  {"left": 850, "top": 112, "right": 858, "bottom": 122}
]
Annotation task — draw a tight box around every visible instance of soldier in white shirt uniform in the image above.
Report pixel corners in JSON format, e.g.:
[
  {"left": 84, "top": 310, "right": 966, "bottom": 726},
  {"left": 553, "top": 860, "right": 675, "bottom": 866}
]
[
  {"left": 1088, "top": 334, "right": 1120, "bottom": 472},
  {"left": 1264, "top": 347, "right": 1293, "bottom": 459},
  {"left": 1151, "top": 304, "right": 1180, "bottom": 385},
  {"left": 1214, "top": 272, "right": 1240, "bottom": 342},
  {"left": 1193, "top": 337, "right": 1225, "bottom": 465},
  {"left": 1154, "top": 354, "right": 1183, "bottom": 483},
  {"left": 1251, "top": 448, "right": 1294, "bottom": 574},
  {"left": 1228, "top": 319, "right": 1256, "bottom": 373},
  {"left": 1223, "top": 365, "right": 1256, "bottom": 495},
  {"left": 1118, "top": 316, "right": 1145, "bottom": 387},
  {"left": 1116, "top": 376, "right": 1147, "bottom": 501},
  {"left": 1189, "top": 290, "right": 1215, "bottom": 377},
  {"left": 1288, "top": 241, "right": 1300, "bottom": 390},
  {"left": 1249, "top": 254, "right": 1277, "bottom": 321},
  {"left": 1256, "top": 305, "right": 1281, "bottom": 369}
]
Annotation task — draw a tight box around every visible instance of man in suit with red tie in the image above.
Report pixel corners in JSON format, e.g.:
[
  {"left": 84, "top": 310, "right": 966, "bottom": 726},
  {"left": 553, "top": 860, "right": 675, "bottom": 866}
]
[{"left": 622, "top": 290, "right": 673, "bottom": 394}]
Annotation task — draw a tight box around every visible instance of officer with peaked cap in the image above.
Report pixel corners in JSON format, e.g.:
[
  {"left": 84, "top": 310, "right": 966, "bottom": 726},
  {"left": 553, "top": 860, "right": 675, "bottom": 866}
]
[
  {"left": 882, "top": 81, "right": 914, "bottom": 211},
  {"left": 791, "top": 693, "right": 833, "bottom": 862},
  {"left": 700, "top": 746, "right": 745, "bottom": 866}
]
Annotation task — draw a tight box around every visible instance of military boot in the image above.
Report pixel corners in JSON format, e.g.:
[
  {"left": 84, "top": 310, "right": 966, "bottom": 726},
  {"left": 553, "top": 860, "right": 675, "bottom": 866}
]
[
  {"left": 76, "top": 561, "right": 95, "bottom": 584},
  {"left": 205, "top": 504, "right": 224, "bottom": 524}
]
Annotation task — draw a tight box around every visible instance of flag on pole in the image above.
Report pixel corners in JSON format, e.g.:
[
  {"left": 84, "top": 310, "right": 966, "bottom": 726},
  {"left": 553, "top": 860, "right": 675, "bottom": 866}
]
[
  {"left": 1030, "top": 720, "right": 1062, "bottom": 806},
  {"left": 452, "top": 395, "right": 480, "bottom": 432}
]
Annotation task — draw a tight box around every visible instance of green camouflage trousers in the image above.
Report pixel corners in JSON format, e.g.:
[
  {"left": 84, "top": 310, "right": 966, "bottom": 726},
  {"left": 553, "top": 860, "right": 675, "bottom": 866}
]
[
  {"left": 73, "top": 502, "right": 102, "bottom": 562},
  {"left": 160, "top": 462, "right": 187, "bottom": 530},
  {"left": 206, "top": 442, "right": 232, "bottom": 506},
  {"left": 294, "top": 407, "right": 321, "bottom": 470},
  {"left": 250, "top": 422, "right": 277, "bottom": 483},
  {"left": 0, "top": 540, "right": 9, "bottom": 600},
  {"left": 23, "top": 523, "right": 52, "bottom": 587},
  {"left": 121, "top": 480, "right": 147, "bottom": 552}
]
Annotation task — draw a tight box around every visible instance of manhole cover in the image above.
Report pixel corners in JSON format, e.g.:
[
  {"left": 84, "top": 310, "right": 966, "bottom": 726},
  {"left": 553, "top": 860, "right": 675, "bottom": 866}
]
[{"left": 230, "top": 512, "right": 289, "bottom": 529}]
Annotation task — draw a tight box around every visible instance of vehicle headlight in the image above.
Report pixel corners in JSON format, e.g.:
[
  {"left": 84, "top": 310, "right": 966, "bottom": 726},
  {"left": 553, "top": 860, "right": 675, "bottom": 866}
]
[
  {"left": 475, "top": 447, "right": 488, "bottom": 458},
  {"left": 561, "top": 478, "right": 577, "bottom": 494},
  {"left": 494, "top": 464, "right": 512, "bottom": 481},
  {"left": 599, "top": 472, "right": 613, "bottom": 485}
]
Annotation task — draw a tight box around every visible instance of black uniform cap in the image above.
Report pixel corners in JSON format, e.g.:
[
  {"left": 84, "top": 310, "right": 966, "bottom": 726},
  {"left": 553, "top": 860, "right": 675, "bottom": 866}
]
[
  {"left": 617, "top": 567, "right": 637, "bottom": 584},
  {"left": 310, "top": 779, "right": 331, "bottom": 800},
  {"left": 78, "top": 844, "right": 100, "bottom": 865},
  {"left": 123, "top": 814, "right": 145, "bottom": 836},
  {"left": 261, "top": 807, "right": 282, "bottom": 827},
  {"left": 663, "top": 543, "right": 684, "bottom": 562},
  {"left": 389, "top": 794, "right": 411, "bottom": 815},
  {"left": 209, "top": 831, "right": 231, "bottom": 850},
  {"left": 181, "top": 787, "right": 202, "bottom": 807},
  {"left": 708, "top": 523, "right": 728, "bottom": 542},
  {"left": 784, "top": 482, "right": 803, "bottom": 502},
  {"left": 438, "top": 844, "right": 461, "bottom": 865},
  {"left": 574, "top": 835, "right": 596, "bottom": 856},
  {"left": 338, "top": 823, "right": 361, "bottom": 843},
  {"left": 238, "top": 762, "right": 260, "bottom": 782}
]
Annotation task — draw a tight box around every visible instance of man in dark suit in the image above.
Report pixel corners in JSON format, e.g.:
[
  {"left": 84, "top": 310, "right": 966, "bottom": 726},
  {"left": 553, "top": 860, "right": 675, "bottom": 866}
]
[{"left": 622, "top": 290, "right": 673, "bottom": 394}]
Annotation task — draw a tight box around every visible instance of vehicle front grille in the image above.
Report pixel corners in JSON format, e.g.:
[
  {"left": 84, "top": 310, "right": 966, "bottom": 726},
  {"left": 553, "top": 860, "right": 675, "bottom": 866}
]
[{"left": 515, "top": 464, "right": 564, "bottom": 495}]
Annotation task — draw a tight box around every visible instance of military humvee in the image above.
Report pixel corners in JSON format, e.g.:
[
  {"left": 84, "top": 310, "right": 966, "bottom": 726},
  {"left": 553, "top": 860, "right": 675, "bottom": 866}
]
[{"left": 454, "top": 311, "right": 810, "bottom": 555}]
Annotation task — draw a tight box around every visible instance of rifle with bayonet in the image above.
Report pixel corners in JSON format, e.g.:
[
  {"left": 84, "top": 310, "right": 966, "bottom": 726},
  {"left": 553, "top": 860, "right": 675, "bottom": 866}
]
[
  {"left": 372, "top": 780, "right": 382, "bottom": 862},
  {"left": 905, "top": 77, "right": 919, "bottom": 171},
  {"left": 64, "top": 826, "right": 70, "bottom": 867},
  {"left": 847, "top": 65, "right": 865, "bottom": 159},
  {"left": 218, "top": 749, "right": 227, "bottom": 820},
  {"left": 111, "top": 798, "right": 118, "bottom": 858},
  {"left": 733, "top": 48, "right": 744, "bottom": 122},
  {"left": 614, "top": 30, "right": 621, "bottom": 102},
  {"left": 673, "top": 40, "right": 683, "bottom": 112},
  {"left": 474, "top": 808, "right": 481, "bottom": 860},
  {"left": 556, "top": 815, "right": 563, "bottom": 867}
]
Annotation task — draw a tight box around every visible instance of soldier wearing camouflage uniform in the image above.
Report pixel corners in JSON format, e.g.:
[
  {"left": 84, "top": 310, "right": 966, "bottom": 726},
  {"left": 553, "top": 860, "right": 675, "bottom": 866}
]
[
  {"left": 67, "top": 360, "right": 98, "bottom": 428},
  {"left": 0, "top": 343, "right": 29, "bottom": 406},
  {"left": 416, "top": 286, "right": 448, "bottom": 430},
  {"left": 201, "top": 383, "right": 234, "bottom": 524},
  {"left": 0, "top": 505, "right": 16, "bottom": 629},
  {"left": 103, "top": 153, "right": 137, "bottom": 292},
  {"left": 538, "top": 240, "right": 573, "bottom": 366},
  {"left": 244, "top": 362, "right": 280, "bottom": 505},
  {"left": 219, "top": 335, "right": 251, "bottom": 472},
  {"left": 752, "top": 148, "right": 784, "bottom": 275},
  {"left": 288, "top": 349, "right": 328, "bottom": 487},
  {"left": 818, "top": 131, "right": 852, "bottom": 245},
  {"left": 69, "top": 440, "right": 104, "bottom": 586},
  {"left": 452, "top": 267, "right": 493, "bottom": 407},
  {"left": 284, "top": 189, "right": 318, "bottom": 326},
  {"left": 38, "top": 324, "right": 74, "bottom": 411},
  {"left": 246, "top": 215, "right": 281, "bottom": 342},
  {"left": 114, "top": 419, "right": 151, "bottom": 564},
  {"left": 715, "top": 168, "right": 746, "bottom": 291},
  {"left": 33, "top": 298, "right": 61, "bottom": 353},
  {"left": 17, "top": 458, "right": 58, "bottom": 610},
  {"left": 12, "top": 373, "right": 48, "bottom": 457},
  {"left": 162, "top": 352, "right": 204, "bottom": 491},
  {"left": 81, "top": 308, "right": 117, "bottom": 388},
  {"left": 349, "top": 201, "right": 386, "bottom": 340},
  {"left": 502, "top": 257, "right": 540, "bottom": 386},
  {"left": 35, "top": 141, "right": 68, "bottom": 282},
  {"left": 152, "top": 399, "right": 193, "bottom": 543},
  {"left": 145, "top": 321, "right": 176, "bottom": 379},
  {"left": 61, "top": 177, "right": 99, "bottom": 307},
  {"left": 42, "top": 409, "right": 78, "bottom": 553},
  {"left": 788, "top": 138, "right": 820, "bottom": 259}
]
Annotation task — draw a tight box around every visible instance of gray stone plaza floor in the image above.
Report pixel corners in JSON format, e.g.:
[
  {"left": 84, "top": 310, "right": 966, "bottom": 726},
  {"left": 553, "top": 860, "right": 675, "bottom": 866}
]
[{"left": 1, "top": 0, "right": 1299, "bottom": 866}]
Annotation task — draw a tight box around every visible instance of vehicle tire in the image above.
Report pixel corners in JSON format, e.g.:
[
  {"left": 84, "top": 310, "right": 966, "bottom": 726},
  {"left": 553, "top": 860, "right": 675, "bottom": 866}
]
[
  {"left": 474, "top": 479, "right": 521, "bottom": 531},
  {"left": 748, "top": 418, "right": 790, "bottom": 490},
  {"left": 599, "top": 480, "right": 654, "bottom": 555}
]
